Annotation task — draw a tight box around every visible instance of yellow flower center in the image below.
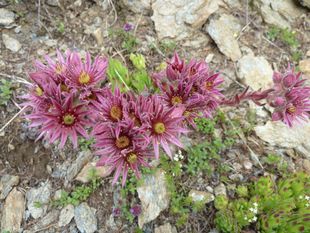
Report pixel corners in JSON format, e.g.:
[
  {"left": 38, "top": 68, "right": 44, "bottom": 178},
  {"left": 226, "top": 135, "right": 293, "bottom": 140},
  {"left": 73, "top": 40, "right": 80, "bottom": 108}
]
[
  {"left": 115, "top": 136, "right": 130, "bottom": 149},
  {"left": 63, "top": 114, "right": 75, "bottom": 125},
  {"left": 60, "top": 83, "right": 69, "bottom": 92},
  {"left": 205, "top": 81, "right": 213, "bottom": 91},
  {"left": 171, "top": 96, "right": 183, "bottom": 105},
  {"left": 183, "top": 111, "right": 191, "bottom": 117},
  {"left": 127, "top": 153, "right": 137, "bottom": 164},
  {"left": 55, "top": 63, "right": 64, "bottom": 75},
  {"left": 110, "top": 105, "right": 122, "bottom": 121},
  {"left": 129, "top": 112, "right": 141, "bottom": 127},
  {"left": 287, "top": 105, "right": 296, "bottom": 114},
  {"left": 153, "top": 122, "right": 166, "bottom": 134},
  {"left": 78, "top": 71, "right": 90, "bottom": 85},
  {"left": 35, "top": 86, "right": 43, "bottom": 96}
]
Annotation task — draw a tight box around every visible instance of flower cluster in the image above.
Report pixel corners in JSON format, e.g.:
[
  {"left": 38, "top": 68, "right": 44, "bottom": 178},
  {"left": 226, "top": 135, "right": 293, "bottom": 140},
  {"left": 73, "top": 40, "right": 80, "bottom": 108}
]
[
  {"left": 267, "top": 66, "right": 310, "bottom": 127},
  {"left": 153, "top": 53, "right": 224, "bottom": 127},
  {"left": 23, "top": 50, "right": 108, "bottom": 148},
  {"left": 23, "top": 51, "right": 310, "bottom": 185}
]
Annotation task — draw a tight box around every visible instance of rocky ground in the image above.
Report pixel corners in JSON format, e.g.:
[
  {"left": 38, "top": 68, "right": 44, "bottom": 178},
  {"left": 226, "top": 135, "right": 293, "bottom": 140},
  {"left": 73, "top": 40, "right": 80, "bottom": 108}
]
[{"left": 0, "top": 0, "right": 310, "bottom": 233}]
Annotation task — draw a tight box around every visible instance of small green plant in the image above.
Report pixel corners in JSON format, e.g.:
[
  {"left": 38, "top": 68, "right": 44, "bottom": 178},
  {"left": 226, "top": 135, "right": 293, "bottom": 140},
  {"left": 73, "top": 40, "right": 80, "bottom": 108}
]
[
  {"left": 0, "top": 79, "right": 13, "bottom": 106},
  {"left": 57, "top": 22, "right": 65, "bottom": 34},
  {"left": 214, "top": 173, "right": 310, "bottom": 233},
  {"left": 186, "top": 113, "right": 237, "bottom": 176},
  {"left": 52, "top": 169, "right": 101, "bottom": 207},
  {"left": 266, "top": 26, "right": 301, "bottom": 62},
  {"left": 108, "top": 29, "right": 138, "bottom": 53},
  {"left": 107, "top": 55, "right": 152, "bottom": 93},
  {"left": 34, "top": 201, "right": 43, "bottom": 208},
  {"left": 79, "top": 137, "right": 95, "bottom": 151},
  {"left": 265, "top": 154, "right": 281, "bottom": 165},
  {"left": 159, "top": 40, "right": 177, "bottom": 54}
]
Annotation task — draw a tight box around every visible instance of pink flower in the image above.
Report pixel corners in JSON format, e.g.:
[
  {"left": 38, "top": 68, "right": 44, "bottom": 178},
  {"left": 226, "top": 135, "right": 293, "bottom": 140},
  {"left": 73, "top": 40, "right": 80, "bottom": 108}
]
[
  {"left": 34, "top": 50, "right": 70, "bottom": 83},
  {"left": 93, "top": 120, "right": 149, "bottom": 158},
  {"left": 97, "top": 145, "right": 153, "bottom": 186},
  {"left": 29, "top": 93, "right": 89, "bottom": 148},
  {"left": 268, "top": 67, "right": 310, "bottom": 127},
  {"left": 67, "top": 51, "right": 108, "bottom": 90},
  {"left": 166, "top": 53, "right": 185, "bottom": 81},
  {"left": 92, "top": 88, "right": 126, "bottom": 123},
  {"left": 147, "top": 97, "right": 188, "bottom": 159}
]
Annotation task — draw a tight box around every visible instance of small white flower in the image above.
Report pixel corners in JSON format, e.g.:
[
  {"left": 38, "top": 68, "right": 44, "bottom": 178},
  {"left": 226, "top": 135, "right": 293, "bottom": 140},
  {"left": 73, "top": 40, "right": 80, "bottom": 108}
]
[
  {"left": 299, "top": 195, "right": 303, "bottom": 199},
  {"left": 252, "top": 216, "right": 257, "bottom": 222},
  {"left": 305, "top": 196, "right": 310, "bottom": 201},
  {"left": 306, "top": 203, "right": 309, "bottom": 207},
  {"left": 244, "top": 216, "right": 248, "bottom": 220},
  {"left": 253, "top": 202, "right": 258, "bottom": 207},
  {"left": 249, "top": 208, "right": 255, "bottom": 212}
]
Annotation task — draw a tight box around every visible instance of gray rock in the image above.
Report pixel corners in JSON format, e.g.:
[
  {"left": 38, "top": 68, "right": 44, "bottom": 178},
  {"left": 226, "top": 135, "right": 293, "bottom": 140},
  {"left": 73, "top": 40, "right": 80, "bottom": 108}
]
[
  {"left": 254, "top": 0, "right": 305, "bottom": 28},
  {"left": 155, "top": 223, "right": 178, "bottom": 233},
  {"left": 121, "top": 0, "right": 152, "bottom": 15},
  {"left": 58, "top": 204, "right": 74, "bottom": 227},
  {"left": 2, "top": 33, "right": 21, "bottom": 53},
  {"left": 75, "top": 160, "right": 110, "bottom": 183},
  {"left": 214, "top": 183, "right": 227, "bottom": 196},
  {"left": 137, "top": 169, "right": 170, "bottom": 228},
  {"left": 26, "top": 181, "right": 51, "bottom": 219},
  {"left": 189, "top": 190, "right": 214, "bottom": 203},
  {"left": 74, "top": 202, "right": 98, "bottom": 233},
  {"left": 243, "top": 161, "right": 253, "bottom": 170},
  {"left": 66, "top": 150, "right": 93, "bottom": 181},
  {"left": 297, "top": 0, "right": 310, "bottom": 8},
  {"left": 229, "top": 174, "right": 244, "bottom": 181},
  {"left": 46, "top": 0, "right": 59, "bottom": 6},
  {"left": 237, "top": 54, "right": 273, "bottom": 90},
  {"left": 299, "top": 59, "right": 310, "bottom": 78},
  {"left": 151, "top": 0, "right": 219, "bottom": 44},
  {"left": 255, "top": 121, "right": 310, "bottom": 159},
  {"left": 25, "top": 210, "right": 59, "bottom": 232},
  {"left": 0, "top": 8, "right": 15, "bottom": 27},
  {"left": 1, "top": 188, "right": 25, "bottom": 233},
  {"left": 303, "top": 159, "right": 310, "bottom": 175},
  {"left": 207, "top": 14, "right": 242, "bottom": 61},
  {"left": 0, "top": 175, "right": 19, "bottom": 200}
]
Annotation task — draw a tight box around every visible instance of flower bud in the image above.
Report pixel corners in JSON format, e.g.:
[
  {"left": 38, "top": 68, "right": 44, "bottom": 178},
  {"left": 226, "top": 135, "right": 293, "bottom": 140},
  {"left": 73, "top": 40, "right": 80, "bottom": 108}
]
[
  {"left": 272, "top": 72, "right": 282, "bottom": 84},
  {"left": 283, "top": 73, "right": 296, "bottom": 88},
  {"left": 273, "top": 97, "right": 286, "bottom": 107},
  {"left": 272, "top": 111, "right": 283, "bottom": 121}
]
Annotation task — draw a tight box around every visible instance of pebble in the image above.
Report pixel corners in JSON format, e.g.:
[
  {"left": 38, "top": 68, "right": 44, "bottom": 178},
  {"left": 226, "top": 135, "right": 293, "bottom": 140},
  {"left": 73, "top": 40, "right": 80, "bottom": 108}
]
[
  {"left": 154, "top": 223, "right": 178, "bottom": 233},
  {"left": 26, "top": 181, "right": 51, "bottom": 219},
  {"left": 137, "top": 169, "right": 170, "bottom": 228},
  {"left": 58, "top": 204, "right": 75, "bottom": 227},
  {"left": 74, "top": 202, "right": 98, "bottom": 233},
  {"left": 229, "top": 174, "right": 244, "bottom": 182},
  {"left": 1, "top": 188, "right": 25, "bottom": 233},
  {"left": 214, "top": 183, "right": 227, "bottom": 197},
  {"left": 25, "top": 210, "right": 60, "bottom": 232},
  {"left": 75, "top": 160, "right": 111, "bottom": 183},
  {"left": 0, "top": 174, "right": 19, "bottom": 200},
  {"left": 2, "top": 33, "right": 21, "bottom": 53},
  {"left": 189, "top": 190, "right": 214, "bottom": 203},
  {"left": 303, "top": 159, "right": 310, "bottom": 175},
  {"left": 0, "top": 8, "right": 15, "bottom": 27},
  {"left": 66, "top": 150, "right": 93, "bottom": 181},
  {"left": 243, "top": 161, "right": 253, "bottom": 170}
]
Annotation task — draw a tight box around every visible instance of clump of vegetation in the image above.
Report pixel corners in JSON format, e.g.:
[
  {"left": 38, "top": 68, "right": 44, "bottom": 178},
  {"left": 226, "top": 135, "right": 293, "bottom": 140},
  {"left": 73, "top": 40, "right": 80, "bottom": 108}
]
[
  {"left": 51, "top": 169, "right": 101, "bottom": 207},
  {"left": 108, "top": 28, "right": 138, "bottom": 54},
  {"left": 107, "top": 53, "right": 152, "bottom": 93},
  {"left": 0, "top": 79, "right": 13, "bottom": 106},
  {"left": 215, "top": 173, "right": 310, "bottom": 233},
  {"left": 79, "top": 137, "right": 95, "bottom": 151},
  {"left": 266, "top": 26, "right": 302, "bottom": 62}
]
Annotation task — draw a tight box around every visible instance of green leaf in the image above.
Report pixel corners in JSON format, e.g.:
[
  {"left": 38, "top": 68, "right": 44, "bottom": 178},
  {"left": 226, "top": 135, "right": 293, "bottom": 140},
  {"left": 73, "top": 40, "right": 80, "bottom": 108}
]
[
  {"left": 129, "top": 53, "right": 146, "bottom": 70},
  {"left": 107, "top": 58, "right": 130, "bottom": 92}
]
